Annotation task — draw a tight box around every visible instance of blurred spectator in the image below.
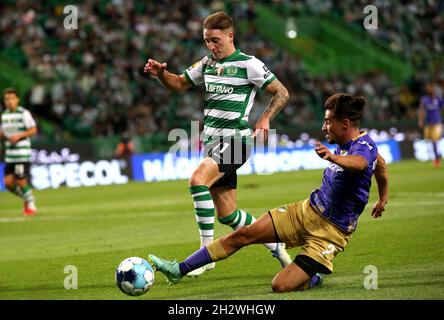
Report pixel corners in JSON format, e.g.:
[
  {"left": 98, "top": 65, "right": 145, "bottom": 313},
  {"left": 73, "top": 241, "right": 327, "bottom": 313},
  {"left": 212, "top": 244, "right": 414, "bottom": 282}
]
[{"left": 115, "top": 131, "right": 135, "bottom": 159}]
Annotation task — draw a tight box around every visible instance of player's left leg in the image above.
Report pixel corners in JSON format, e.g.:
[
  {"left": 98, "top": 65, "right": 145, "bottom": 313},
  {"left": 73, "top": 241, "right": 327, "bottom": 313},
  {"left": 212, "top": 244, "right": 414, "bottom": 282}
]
[
  {"left": 431, "top": 124, "right": 442, "bottom": 167},
  {"left": 270, "top": 253, "right": 330, "bottom": 293},
  {"left": 212, "top": 187, "right": 291, "bottom": 267},
  {"left": 16, "top": 177, "right": 37, "bottom": 215}
]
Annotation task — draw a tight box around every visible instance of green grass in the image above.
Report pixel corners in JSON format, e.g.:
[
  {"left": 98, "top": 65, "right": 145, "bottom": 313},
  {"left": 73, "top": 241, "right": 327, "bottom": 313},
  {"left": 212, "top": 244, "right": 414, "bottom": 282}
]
[{"left": 0, "top": 159, "right": 443, "bottom": 300}]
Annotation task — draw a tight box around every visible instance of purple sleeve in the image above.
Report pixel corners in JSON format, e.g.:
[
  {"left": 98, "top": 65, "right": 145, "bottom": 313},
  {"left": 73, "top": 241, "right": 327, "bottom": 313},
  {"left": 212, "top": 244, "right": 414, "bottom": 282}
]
[{"left": 350, "top": 140, "right": 374, "bottom": 163}]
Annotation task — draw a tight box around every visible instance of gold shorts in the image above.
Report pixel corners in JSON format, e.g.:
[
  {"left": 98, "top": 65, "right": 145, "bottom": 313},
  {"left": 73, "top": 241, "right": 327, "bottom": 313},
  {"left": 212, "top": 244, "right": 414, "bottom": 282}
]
[
  {"left": 424, "top": 124, "right": 443, "bottom": 141},
  {"left": 269, "top": 199, "right": 351, "bottom": 273}
]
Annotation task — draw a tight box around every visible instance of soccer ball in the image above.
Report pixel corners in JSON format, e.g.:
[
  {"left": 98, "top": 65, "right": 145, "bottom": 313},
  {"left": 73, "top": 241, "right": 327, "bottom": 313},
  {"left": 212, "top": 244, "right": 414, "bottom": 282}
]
[{"left": 115, "top": 257, "right": 155, "bottom": 296}]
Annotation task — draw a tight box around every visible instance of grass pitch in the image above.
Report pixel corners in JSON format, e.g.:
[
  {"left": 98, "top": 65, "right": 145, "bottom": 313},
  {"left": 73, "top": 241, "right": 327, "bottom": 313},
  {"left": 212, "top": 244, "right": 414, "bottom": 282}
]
[{"left": 0, "top": 159, "right": 443, "bottom": 300}]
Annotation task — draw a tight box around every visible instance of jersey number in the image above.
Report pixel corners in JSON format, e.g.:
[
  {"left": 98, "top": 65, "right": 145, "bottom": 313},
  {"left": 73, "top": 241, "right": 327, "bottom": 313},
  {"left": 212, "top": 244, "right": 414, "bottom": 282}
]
[
  {"left": 14, "top": 164, "right": 25, "bottom": 176},
  {"left": 214, "top": 142, "right": 229, "bottom": 156}
]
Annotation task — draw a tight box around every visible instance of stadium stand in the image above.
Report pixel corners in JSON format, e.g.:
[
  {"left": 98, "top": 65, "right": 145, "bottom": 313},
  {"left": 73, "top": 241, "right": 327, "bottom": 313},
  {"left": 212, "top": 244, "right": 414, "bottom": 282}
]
[{"left": 0, "top": 0, "right": 443, "bottom": 151}]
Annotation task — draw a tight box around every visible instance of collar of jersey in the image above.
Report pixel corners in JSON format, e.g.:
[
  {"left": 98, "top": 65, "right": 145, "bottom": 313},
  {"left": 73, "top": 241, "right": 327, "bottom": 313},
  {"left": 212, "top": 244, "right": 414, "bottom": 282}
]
[
  {"left": 5, "top": 106, "right": 22, "bottom": 113},
  {"left": 217, "top": 48, "right": 241, "bottom": 64},
  {"left": 352, "top": 131, "right": 367, "bottom": 141},
  {"left": 338, "top": 131, "right": 367, "bottom": 149}
]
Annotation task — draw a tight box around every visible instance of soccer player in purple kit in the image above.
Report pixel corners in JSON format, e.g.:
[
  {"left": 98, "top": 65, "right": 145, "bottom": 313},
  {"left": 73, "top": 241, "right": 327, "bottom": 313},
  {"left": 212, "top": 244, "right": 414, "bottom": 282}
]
[
  {"left": 148, "top": 93, "right": 389, "bottom": 292},
  {"left": 418, "top": 82, "right": 443, "bottom": 168}
]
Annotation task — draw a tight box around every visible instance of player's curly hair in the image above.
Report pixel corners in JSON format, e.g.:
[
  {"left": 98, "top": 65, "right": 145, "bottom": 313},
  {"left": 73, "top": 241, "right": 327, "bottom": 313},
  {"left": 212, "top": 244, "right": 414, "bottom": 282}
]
[
  {"left": 324, "top": 93, "right": 365, "bottom": 125},
  {"left": 203, "top": 11, "right": 233, "bottom": 30}
]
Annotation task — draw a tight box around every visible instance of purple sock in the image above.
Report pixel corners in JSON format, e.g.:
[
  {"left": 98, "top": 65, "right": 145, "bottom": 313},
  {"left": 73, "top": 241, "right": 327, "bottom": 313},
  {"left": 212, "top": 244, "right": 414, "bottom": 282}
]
[
  {"left": 432, "top": 142, "right": 440, "bottom": 160},
  {"left": 179, "top": 246, "right": 213, "bottom": 275}
]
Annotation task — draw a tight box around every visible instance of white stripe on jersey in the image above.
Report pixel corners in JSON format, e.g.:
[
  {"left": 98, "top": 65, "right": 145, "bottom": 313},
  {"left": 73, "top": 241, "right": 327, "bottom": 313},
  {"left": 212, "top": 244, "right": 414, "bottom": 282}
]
[
  {"left": 204, "top": 109, "right": 242, "bottom": 120},
  {"left": 205, "top": 93, "right": 247, "bottom": 102},
  {"left": 5, "top": 149, "right": 31, "bottom": 156},
  {"left": 204, "top": 75, "right": 252, "bottom": 86},
  {"left": 203, "top": 127, "right": 251, "bottom": 137}
]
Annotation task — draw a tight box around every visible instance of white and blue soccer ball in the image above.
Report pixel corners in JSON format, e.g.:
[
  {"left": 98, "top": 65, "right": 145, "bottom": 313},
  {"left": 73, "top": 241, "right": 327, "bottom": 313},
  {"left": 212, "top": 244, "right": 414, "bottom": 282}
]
[{"left": 115, "top": 257, "right": 155, "bottom": 296}]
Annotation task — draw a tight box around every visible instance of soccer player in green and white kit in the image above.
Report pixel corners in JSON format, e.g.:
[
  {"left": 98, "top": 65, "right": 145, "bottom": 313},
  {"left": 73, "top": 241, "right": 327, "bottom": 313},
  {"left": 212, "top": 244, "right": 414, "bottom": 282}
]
[
  {"left": 0, "top": 88, "right": 38, "bottom": 215},
  {"left": 144, "top": 11, "right": 291, "bottom": 276}
]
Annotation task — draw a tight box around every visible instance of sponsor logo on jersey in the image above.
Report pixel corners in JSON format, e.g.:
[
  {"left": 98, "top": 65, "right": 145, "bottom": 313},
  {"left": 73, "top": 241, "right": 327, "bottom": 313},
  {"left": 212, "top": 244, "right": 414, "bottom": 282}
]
[{"left": 206, "top": 83, "right": 234, "bottom": 94}]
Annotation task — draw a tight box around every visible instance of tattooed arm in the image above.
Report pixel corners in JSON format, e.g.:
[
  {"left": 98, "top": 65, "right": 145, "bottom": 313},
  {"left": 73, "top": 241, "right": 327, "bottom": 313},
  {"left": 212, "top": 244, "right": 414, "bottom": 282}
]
[{"left": 252, "top": 79, "right": 290, "bottom": 142}]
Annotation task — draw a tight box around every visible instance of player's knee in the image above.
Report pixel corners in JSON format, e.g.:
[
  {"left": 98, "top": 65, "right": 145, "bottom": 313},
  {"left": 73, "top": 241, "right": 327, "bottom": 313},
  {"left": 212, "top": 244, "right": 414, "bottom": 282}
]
[
  {"left": 271, "top": 277, "right": 292, "bottom": 293},
  {"left": 4, "top": 178, "right": 14, "bottom": 190},
  {"left": 189, "top": 159, "right": 218, "bottom": 187},
  {"left": 188, "top": 173, "right": 204, "bottom": 187}
]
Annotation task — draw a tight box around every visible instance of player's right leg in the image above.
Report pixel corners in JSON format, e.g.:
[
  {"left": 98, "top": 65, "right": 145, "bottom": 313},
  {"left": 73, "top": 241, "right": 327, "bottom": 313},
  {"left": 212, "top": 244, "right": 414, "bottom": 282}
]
[
  {"left": 4, "top": 163, "right": 36, "bottom": 215},
  {"left": 186, "top": 157, "right": 223, "bottom": 276},
  {"left": 4, "top": 173, "right": 16, "bottom": 193},
  {"left": 213, "top": 187, "right": 291, "bottom": 267},
  {"left": 149, "top": 212, "right": 278, "bottom": 284}
]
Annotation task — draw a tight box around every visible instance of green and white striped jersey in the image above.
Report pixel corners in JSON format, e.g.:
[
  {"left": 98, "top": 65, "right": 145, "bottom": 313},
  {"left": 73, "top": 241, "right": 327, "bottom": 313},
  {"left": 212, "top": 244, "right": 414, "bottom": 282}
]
[
  {"left": 1, "top": 106, "right": 36, "bottom": 163},
  {"left": 183, "top": 49, "right": 276, "bottom": 144}
]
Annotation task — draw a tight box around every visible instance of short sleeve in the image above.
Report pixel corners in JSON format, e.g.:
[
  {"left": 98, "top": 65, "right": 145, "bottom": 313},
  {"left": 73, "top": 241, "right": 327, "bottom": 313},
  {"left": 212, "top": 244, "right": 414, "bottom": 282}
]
[
  {"left": 23, "top": 110, "right": 37, "bottom": 129},
  {"left": 183, "top": 57, "right": 206, "bottom": 86},
  {"left": 247, "top": 57, "right": 276, "bottom": 89},
  {"left": 351, "top": 139, "right": 376, "bottom": 164}
]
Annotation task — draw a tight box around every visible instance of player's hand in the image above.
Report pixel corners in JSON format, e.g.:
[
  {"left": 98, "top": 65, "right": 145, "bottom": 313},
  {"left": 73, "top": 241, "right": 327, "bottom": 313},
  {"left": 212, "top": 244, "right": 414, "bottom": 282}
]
[
  {"left": 418, "top": 121, "right": 424, "bottom": 129},
  {"left": 252, "top": 117, "right": 270, "bottom": 144},
  {"left": 8, "top": 134, "right": 22, "bottom": 144},
  {"left": 143, "top": 59, "right": 167, "bottom": 77},
  {"left": 314, "top": 141, "right": 333, "bottom": 161},
  {"left": 371, "top": 199, "right": 387, "bottom": 218}
]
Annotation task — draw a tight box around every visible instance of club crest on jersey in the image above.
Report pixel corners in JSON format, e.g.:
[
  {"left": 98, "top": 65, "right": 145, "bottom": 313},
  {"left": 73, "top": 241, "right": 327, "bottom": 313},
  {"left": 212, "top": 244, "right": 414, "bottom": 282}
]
[
  {"left": 216, "top": 66, "right": 224, "bottom": 76},
  {"left": 226, "top": 66, "right": 238, "bottom": 76}
]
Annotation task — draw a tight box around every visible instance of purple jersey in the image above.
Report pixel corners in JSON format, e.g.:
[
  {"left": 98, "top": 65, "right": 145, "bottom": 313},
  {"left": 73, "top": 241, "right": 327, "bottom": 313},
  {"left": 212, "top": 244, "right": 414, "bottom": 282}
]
[
  {"left": 310, "top": 133, "right": 378, "bottom": 234},
  {"left": 421, "top": 96, "right": 443, "bottom": 125}
]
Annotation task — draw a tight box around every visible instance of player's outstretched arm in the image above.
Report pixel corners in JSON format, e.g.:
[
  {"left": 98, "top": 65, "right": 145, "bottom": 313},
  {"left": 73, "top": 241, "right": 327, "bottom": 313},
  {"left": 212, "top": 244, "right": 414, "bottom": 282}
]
[
  {"left": 314, "top": 141, "right": 368, "bottom": 172},
  {"left": 253, "top": 79, "right": 289, "bottom": 142},
  {"left": 143, "top": 58, "right": 190, "bottom": 92},
  {"left": 371, "top": 153, "right": 388, "bottom": 218}
]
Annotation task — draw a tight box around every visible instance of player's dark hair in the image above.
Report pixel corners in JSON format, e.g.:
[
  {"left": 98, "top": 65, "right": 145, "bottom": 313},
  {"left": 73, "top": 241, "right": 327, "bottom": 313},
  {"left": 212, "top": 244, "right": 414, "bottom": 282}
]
[
  {"left": 324, "top": 93, "right": 365, "bottom": 125},
  {"left": 2, "top": 87, "right": 19, "bottom": 99},
  {"left": 203, "top": 11, "right": 233, "bottom": 30}
]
